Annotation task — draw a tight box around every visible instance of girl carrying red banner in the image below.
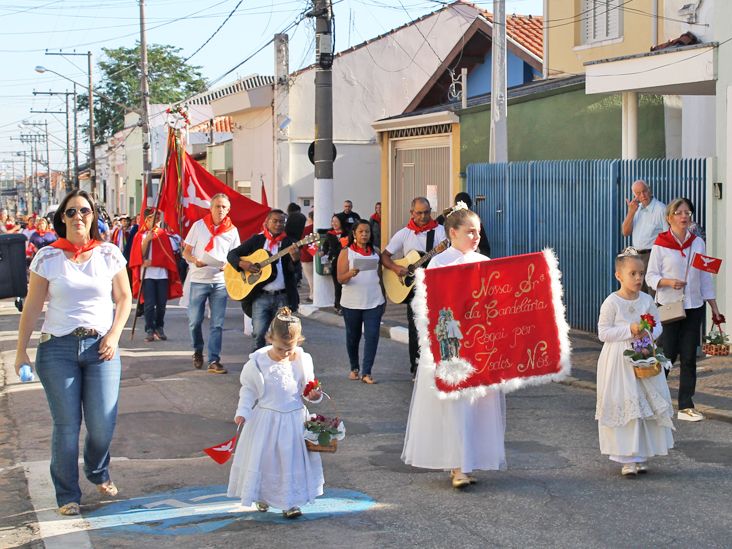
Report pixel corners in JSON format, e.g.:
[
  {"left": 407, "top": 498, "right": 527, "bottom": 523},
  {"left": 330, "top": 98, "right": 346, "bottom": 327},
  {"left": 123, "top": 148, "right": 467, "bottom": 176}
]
[
  {"left": 402, "top": 203, "right": 506, "bottom": 488},
  {"left": 129, "top": 209, "right": 182, "bottom": 342}
]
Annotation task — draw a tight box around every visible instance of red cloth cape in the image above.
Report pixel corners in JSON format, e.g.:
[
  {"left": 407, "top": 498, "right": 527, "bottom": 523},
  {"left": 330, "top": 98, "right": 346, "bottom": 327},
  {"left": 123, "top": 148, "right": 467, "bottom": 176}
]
[{"left": 129, "top": 229, "right": 183, "bottom": 302}]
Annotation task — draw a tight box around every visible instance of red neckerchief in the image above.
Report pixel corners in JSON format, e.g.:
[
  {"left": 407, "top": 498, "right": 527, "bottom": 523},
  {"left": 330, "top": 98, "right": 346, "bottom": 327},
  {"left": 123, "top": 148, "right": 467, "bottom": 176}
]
[
  {"left": 51, "top": 238, "right": 102, "bottom": 260},
  {"left": 349, "top": 243, "right": 373, "bottom": 256},
  {"left": 370, "top": 213, "right": 381, "bottom": 224},
  {"left": 262, "top": 226, "right": 286, "bottom": 252},
  {"left": 203, "top": 214, "right": 234, "bottom": 252},
  {"left": 654, "top": 229, "right": 696, "bottom": 257},
  {"left": 35, "top": 229, "right": 49, "bottom": 237},
  {"left": 407, "top": 218, "right": 438, "bottom": 234}
]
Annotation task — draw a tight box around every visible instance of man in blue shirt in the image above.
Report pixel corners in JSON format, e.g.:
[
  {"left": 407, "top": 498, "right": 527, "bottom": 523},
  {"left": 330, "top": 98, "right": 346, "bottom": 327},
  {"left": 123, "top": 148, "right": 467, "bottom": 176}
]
[{"left": 621, "top": 180, "right": 668, "bottom": 294}]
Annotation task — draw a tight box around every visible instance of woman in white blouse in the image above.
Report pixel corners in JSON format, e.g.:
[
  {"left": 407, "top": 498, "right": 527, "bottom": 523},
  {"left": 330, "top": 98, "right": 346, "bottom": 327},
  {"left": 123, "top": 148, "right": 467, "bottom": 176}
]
[
  {"left": 14, "top": 190, "right": 132, "bottom": 515},
  {"left": 646, "top": 197, "right": 722, "bottom": 422}
]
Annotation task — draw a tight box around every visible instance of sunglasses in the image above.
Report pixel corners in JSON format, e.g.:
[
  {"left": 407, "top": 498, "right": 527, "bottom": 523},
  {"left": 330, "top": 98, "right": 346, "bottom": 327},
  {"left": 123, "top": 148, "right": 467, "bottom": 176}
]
[{"left": 64, "top": 207, "right": 93, "bottom": 218}]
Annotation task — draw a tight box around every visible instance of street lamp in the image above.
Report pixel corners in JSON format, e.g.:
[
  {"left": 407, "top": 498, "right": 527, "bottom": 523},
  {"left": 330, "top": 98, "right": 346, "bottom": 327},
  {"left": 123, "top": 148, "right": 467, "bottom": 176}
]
[{"left": 35, "top": 64, "right": 97, "bottom": 198}]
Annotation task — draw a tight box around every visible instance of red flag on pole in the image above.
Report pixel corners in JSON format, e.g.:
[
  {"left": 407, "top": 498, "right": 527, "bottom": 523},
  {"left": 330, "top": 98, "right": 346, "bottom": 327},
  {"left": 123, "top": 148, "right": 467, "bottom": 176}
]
[
  {"left": 203, "top": 433, "right": 238, "bottom": 464},
  {"left": 158, "top": 131, "right": 270, "bottom": 240},
  {"left": 260, "top": 179, "right": 269, "bottom": 208},
  {"left": 692, "top": 252, "right": 722, "bottom": 274}
]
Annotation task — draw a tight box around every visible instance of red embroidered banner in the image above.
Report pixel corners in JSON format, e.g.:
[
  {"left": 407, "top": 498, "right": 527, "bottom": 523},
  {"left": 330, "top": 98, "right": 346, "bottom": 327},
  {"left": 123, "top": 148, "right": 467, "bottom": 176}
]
[{"left": 414, "top": 250, "right": 571, "bottom": 397}]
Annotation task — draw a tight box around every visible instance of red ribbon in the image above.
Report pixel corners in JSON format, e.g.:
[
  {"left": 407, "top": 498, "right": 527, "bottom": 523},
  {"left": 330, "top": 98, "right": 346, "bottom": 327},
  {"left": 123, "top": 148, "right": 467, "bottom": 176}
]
[
  {"left": 50, "top": 238, "right": 102, "bottom": 260},
  {"left": 203, "top": 214, "right": 234, "bottom": 252},
  {"left": 406, "top": 218, "right": 438, "bottom": 234}
]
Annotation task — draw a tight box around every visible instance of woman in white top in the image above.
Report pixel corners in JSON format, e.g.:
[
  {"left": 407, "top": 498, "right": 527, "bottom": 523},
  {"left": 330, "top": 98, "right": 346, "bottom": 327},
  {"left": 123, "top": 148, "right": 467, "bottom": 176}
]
[
  {"left": 14, "top": 190, "right": 132, "bottom": 516},
  {"left": 646, "top": 197, "right": 722, "bottom": 422},
  {"left": 337, "top": 219, "right": 385, "bottom": 384},
  {"left": 402, "top": 204, "right": 506, "bottom": 489}
]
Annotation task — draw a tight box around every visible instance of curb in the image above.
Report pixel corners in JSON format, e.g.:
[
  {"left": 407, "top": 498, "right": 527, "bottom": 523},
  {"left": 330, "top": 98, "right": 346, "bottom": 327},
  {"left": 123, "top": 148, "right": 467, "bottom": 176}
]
[{"left": 299, "top": 305, "right": 732, "bottom": 425}]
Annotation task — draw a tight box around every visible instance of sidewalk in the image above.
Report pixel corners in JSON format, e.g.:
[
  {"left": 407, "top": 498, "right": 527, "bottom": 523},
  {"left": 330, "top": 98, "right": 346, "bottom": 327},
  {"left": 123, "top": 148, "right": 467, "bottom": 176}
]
[{"left": 301, "top": 295, "right": 732, "bottom": 423}]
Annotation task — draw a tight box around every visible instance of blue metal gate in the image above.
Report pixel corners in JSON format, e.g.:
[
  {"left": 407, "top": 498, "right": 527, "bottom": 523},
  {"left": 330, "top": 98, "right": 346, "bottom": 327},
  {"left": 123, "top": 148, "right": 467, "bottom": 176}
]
[{"left": 467, "top": 158, "right": 708, "bottom": 332}]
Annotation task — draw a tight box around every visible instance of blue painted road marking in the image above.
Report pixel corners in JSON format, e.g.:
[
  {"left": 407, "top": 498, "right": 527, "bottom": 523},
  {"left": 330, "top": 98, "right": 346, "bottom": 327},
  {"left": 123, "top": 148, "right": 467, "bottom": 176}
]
[{"left": 83, "top": 485, "right": 376, "bottom": 536}]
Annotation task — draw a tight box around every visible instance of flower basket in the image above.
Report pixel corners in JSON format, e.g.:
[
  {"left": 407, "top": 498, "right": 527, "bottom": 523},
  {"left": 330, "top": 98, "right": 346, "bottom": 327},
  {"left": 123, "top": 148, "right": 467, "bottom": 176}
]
[
  {"left": 305, "top": 439, "right": 338, "bottom": 453},
  {"left": 623, "top": 314, "right": 668, "bottom": 379},
  {"left": 703, "top": 323, "right": 729, "bottom": 356}
]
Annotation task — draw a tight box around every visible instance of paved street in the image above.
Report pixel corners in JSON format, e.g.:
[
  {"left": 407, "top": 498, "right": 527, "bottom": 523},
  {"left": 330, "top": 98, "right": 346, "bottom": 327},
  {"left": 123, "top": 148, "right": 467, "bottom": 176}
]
[{"left": 1, "top": 300, "right": 732, "bottom": 549}]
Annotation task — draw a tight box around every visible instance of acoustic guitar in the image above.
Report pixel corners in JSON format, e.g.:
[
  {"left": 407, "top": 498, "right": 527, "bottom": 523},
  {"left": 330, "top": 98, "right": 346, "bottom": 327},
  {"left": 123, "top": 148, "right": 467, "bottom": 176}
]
[
  {"left": 224, "top": 233, "right": 319, "bottom": 301},
  {"left": 383, "top": 240, "right": 449, "bottom": 304}
]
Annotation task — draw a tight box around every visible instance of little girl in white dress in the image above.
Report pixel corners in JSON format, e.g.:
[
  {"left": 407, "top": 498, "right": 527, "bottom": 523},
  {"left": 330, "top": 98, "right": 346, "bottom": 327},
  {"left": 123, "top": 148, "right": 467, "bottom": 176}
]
[
  {"left": 227, "top": 308, "right": 324, "bottom": 517},
  {"left": 596, "top": 249, "right": 674, "bottom": 476},
  {"left": 402, "top": 204, "right": 506, "bottom": 488}
]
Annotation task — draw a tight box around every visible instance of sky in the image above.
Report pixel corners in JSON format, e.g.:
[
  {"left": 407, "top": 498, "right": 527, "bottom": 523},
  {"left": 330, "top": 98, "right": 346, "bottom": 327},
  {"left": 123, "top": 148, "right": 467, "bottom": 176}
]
[{"left": 0, "top": 0, "right": 543, "bottom": 178}]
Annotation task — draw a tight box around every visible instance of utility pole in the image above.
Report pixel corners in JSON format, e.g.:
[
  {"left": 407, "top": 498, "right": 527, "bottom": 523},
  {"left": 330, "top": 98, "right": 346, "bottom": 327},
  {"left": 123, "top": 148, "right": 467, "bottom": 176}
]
[
  {"left": 46, "top": 51, "right": 95, "bottom": 195},
  {"left": 311, "top": 0, "right": 335, "bottom": 308},
  {"left": 489, "top": 0, "right": 508, "bottom": 163},
  {"left": 73, "top": 84, "right": 79, "bottom": 187},
  {"left": 139, "top": 0, "right": 153, "bottom": 213}
]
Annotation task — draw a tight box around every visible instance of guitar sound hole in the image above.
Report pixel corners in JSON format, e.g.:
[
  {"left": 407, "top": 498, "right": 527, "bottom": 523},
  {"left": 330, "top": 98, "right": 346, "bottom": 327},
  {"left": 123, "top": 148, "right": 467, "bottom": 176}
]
[
  {"left": 247, "top": 271, "right": 262, "bottom": 284},
  {"left": 404, "top": 275, "right": 414, "bottom": 287}
]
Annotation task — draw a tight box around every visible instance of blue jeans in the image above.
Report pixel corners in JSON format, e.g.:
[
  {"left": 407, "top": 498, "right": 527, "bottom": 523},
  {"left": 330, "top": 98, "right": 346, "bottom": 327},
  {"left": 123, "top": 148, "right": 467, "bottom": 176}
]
[
  {"left": 142, "top": 278, "right": 168, "bottom": 332},
  {"left": 188, "top": 282, "right": 228, "bottom": 363},
  {"left": 35, "top": 334, "right": 121, "bottom": 507},
  {"left": 251, "top": 292, "right": 288, "bottom": 351},
  {"left": 342, "top": 303, "right": 385, "bottom": 376}
]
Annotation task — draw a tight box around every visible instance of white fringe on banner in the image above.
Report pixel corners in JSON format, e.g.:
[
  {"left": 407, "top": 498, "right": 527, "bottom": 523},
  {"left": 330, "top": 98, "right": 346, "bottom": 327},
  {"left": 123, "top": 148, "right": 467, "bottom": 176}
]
[{"left": 413, "top": 248, "right": 572, "bottom": 400}]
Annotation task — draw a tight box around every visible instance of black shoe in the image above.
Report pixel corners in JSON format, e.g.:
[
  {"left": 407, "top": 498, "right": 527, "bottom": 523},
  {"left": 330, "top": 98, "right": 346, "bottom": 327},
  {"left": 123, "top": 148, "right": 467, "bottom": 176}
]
[
  {"left": 155, "top": 328, "right": 167, "bottom": 341},
  {"left": 193, "top": 352, "right": 204, "bottom": 369}
]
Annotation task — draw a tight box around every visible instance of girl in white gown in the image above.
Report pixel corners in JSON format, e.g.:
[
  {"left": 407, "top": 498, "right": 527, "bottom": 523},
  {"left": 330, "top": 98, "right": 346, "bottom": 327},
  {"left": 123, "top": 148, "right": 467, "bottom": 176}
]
[
  {"left": 596, "top": 249, "right": 674, "bottom": 476},
  {"left": 227, "top": 308, "right": 324, "bottom": 518},
  {"left": 402, "top": 204, "right": 506, "bottom": 488}
]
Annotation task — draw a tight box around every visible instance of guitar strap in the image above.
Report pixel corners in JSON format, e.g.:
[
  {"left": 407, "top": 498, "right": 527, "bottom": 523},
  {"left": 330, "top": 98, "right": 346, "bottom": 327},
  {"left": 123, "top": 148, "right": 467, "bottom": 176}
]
[{"left": 425, "top": 229, "right": 435, "bottom": 264}]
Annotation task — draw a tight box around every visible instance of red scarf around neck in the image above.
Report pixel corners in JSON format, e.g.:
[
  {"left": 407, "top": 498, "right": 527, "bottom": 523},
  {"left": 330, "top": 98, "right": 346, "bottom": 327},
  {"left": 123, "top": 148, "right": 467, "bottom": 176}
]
[
  {"left": 370, "top": 213, "right": 381, "bottom": 224},
  {"left": 263, "top": 226, "right": 286, "bottom": 251},
  {"left": 51, "top": 238, "right": 102, "bottom": 260},
  {"left": 407, "top": 218, "right": 438, "bottom": 234},
  {"left": 349, "top": 243, "right": 373, "bottom": 256},
  {"left": 203, "top": 214, "right": 234, "bottom": 252},
  {"left": 654, "top": 229, "right": 696, "bottom": 257}
]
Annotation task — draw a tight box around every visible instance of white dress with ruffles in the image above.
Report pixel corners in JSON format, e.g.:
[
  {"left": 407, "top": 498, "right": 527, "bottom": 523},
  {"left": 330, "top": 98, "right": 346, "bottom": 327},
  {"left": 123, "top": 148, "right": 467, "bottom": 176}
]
[
  {"left": 596, "top": 292, "right": 674, "bottom": 459},
  {"left": 227, "top": 347, "right": 324, "bottom": 509},
  {"left": 401, "top": 248, "right": 507, "bottom": 472}
]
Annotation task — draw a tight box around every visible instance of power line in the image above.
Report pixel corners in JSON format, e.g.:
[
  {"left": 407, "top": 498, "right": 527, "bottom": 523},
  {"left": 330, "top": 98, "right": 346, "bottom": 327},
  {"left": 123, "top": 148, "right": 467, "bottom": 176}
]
[{"left": 184, "top": 0, "right": 246, "bottom": 62}]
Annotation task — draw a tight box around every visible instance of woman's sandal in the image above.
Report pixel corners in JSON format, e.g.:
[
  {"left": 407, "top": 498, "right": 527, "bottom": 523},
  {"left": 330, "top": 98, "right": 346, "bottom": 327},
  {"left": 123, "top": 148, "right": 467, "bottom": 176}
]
[
  {"left": 97, "top": 481, "right": 118, "bottom": 497},
  {"left": 348, "top": 370, "right": 360, "bottom": 380},
  {"left": 361, "top": 374, "right": 375, "bottom": 384},
  {"left": 283, "top": 507, "right": 302, "bottom": 519},
  {"left": 254, "top": 501, "right": 269, "bottom": 512},
  {"left": 450, "top": 470, "right": 471, "bottom": 489},
  {"left": 58, "top": 502, "right": 80, "bottom": 516}
]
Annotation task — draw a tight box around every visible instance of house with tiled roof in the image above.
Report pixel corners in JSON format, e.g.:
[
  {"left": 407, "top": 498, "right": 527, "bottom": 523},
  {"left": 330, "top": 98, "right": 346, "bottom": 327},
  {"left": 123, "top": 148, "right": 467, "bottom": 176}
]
[{"left": 205, "top": 1, "right": 543, "bottom": 227}]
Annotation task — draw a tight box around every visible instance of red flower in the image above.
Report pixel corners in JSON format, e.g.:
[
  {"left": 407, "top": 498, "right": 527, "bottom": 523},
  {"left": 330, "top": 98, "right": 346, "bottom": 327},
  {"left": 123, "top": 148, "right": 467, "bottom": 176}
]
[
  {"left": 303, "top": 379, "right": 321, "bottom": 397},
  {"left": 640, "top": 313, "right": 656, "bottom": 330}
]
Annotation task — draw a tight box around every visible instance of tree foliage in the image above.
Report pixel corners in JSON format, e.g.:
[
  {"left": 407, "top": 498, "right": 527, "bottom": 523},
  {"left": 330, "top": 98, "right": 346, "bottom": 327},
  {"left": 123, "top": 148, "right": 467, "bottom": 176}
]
[{"left": 79, "top": 43, "right": 207, "bottom": 143}]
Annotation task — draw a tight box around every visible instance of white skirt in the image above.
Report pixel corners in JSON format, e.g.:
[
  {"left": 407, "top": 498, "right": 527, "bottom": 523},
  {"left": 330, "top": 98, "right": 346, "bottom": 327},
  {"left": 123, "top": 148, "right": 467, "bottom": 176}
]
[
  {"left": 401, "top": 365, "right": 507, "bottom": 472},
  {"left": 227, "top": 406, "right": 324, "bottom": 510}
]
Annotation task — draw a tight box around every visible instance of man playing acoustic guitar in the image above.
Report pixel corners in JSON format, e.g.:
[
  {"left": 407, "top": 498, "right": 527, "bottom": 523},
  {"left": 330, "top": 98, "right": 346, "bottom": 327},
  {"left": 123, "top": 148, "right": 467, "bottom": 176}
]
[
  {"left": 382, "top": 197, "right": 446, "bottom": 380},
  {"left": 227, "top": 209, "right": 300, "bottom": 351}
]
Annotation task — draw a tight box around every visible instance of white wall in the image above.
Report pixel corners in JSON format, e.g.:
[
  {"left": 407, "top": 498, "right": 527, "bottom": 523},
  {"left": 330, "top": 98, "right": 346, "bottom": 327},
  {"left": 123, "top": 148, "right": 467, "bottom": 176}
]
[
  {"left": 681, "top": 95, "right": 716, "bottom": 157},
  {"left": 230, "top": 108, "right": 274, "bottom": 200},
  {"left": 663, "top": 0, "right": 715, "bottom": 42}
]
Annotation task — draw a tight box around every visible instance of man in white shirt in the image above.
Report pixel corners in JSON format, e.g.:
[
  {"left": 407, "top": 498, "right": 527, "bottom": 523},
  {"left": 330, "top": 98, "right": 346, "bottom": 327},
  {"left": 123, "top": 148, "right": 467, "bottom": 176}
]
[
  {"left": 182, "top": 194, "right": 241, "bottom": 374},
  {"left": 382, "top": 197, "right": 447, "bottom": 379},
  {"left": 621, "top": 180, "right": 668, "bottom": 293}
]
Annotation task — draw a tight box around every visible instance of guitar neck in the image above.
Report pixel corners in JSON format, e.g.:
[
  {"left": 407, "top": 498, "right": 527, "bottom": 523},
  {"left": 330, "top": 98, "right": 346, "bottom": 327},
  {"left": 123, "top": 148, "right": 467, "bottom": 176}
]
[
  {"left": 258, "top": 236, "right": 311, "bottom": 267},
  {"left": 412, "top": 241, "right": 447, "bottom": 269}
]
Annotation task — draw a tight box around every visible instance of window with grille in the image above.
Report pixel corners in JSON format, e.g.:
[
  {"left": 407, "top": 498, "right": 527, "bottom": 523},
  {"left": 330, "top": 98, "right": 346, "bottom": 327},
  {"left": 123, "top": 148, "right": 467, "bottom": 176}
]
[{"left": 580, "top": 0, "right": 623, "bottom": 44}]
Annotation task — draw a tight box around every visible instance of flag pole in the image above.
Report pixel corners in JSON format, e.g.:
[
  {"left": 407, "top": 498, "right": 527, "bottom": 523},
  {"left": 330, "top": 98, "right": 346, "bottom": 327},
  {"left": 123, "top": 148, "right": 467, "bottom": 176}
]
[{"left": 130, "top": 128, "right": 176, "bottom": 340}]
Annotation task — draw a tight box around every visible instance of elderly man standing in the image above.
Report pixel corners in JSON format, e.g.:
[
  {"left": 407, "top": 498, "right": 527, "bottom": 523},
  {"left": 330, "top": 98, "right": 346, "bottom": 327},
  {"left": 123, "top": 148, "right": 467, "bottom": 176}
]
[
  {"left": 621, "top": 180, "right": 668, "bottom": 293},
  {"left": 182, "top": 194, "right": 241, "bottom": 374},
  {"left": 382, "top": 197, "right": 446, "bottom": 380}
]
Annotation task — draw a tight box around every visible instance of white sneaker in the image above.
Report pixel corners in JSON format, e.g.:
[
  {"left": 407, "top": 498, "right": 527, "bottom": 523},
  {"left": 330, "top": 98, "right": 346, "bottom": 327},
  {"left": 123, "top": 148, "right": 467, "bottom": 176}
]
[
  {"left": 678, "top": 408, "right": 704, "bottom": 422},
  {"left": 621, "top": 463, "right": 638, "bottom": 477}
]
